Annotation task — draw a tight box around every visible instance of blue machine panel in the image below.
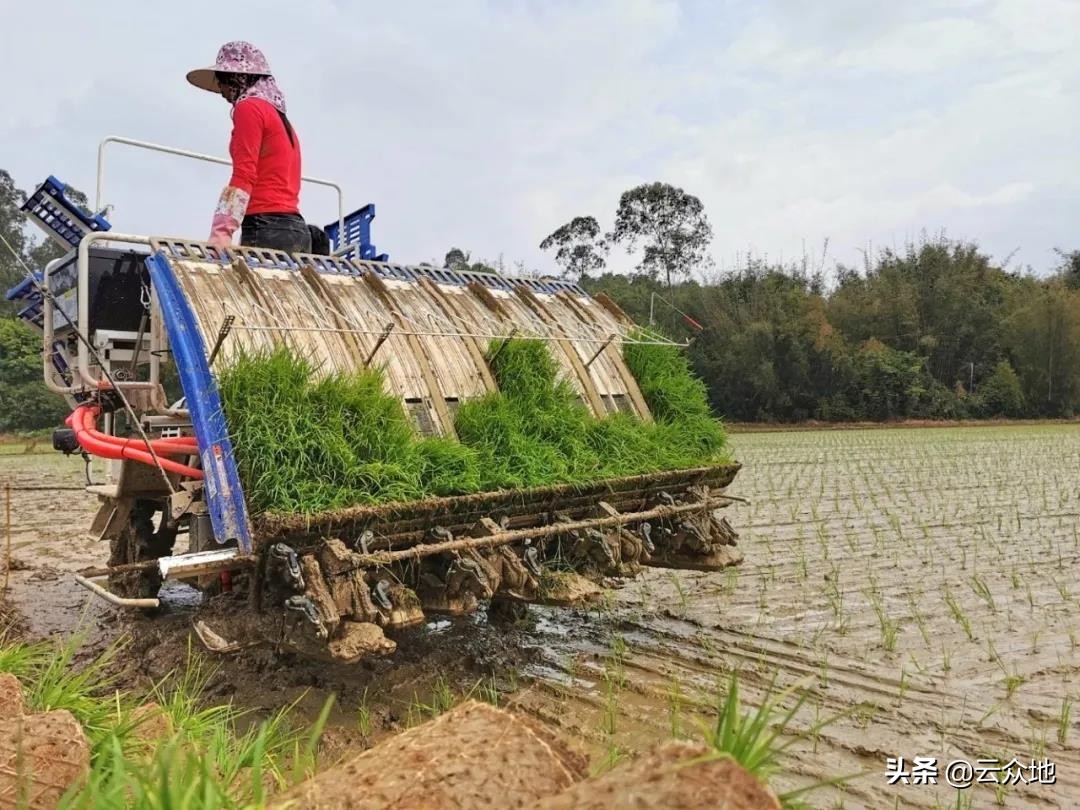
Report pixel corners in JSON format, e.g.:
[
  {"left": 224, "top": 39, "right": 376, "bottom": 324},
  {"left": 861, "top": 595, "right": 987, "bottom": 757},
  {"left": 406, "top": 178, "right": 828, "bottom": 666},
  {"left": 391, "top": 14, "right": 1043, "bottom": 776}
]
[
  {"left": 324, "top": 204, "right": 389, "bottom": 262},
  {"left": 21, "top": 176, "right": 111, "bottom": 250},
  {"left": 145, "top": 252, "right": 252, "bottom": 552}
]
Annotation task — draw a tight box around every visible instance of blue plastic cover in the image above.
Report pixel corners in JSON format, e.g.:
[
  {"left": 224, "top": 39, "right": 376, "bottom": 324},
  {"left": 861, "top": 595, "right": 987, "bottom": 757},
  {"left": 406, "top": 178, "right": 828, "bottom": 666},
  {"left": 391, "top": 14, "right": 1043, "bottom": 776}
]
[
  {"left": 324, "top": 203, "right": 387, "bottom": 261},
  {"left": 145, "top": 252, "right": 253, "bottom": 552},
  {"left": 21, "top": 176, "right": 111, "bottom": 249}
]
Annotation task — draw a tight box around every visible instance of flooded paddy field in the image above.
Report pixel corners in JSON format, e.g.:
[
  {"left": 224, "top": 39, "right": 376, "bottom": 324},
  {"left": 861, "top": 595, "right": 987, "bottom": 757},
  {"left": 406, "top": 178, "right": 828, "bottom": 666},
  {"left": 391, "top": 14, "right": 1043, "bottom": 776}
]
[{"left": 2, "top": 424, "right": 1078, "bottom": 807}]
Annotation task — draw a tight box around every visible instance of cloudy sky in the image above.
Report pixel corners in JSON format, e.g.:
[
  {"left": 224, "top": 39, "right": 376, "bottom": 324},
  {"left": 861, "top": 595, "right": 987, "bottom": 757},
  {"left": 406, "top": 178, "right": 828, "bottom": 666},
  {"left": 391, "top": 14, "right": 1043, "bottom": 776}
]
[{"left": 2, "top": 0, "right": 1075, "bottom": 277}]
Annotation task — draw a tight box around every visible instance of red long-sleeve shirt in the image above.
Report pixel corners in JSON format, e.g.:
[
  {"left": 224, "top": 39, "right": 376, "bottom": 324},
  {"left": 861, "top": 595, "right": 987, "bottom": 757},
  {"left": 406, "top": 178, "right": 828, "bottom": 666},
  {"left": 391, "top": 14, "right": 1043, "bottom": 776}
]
[{"left": 227, "top": 97, "right": 302, "bottom": 215}]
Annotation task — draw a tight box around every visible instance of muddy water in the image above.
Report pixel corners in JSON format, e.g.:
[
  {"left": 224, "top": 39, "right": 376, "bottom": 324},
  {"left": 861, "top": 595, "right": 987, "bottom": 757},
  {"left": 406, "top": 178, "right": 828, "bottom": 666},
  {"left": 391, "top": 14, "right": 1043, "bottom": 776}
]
[
  {"left": 2, "top": 426, "right": 1079, "bottom": 808},
  {"left": 513, "top": 425, "right": 1080, "bottom": 808}
]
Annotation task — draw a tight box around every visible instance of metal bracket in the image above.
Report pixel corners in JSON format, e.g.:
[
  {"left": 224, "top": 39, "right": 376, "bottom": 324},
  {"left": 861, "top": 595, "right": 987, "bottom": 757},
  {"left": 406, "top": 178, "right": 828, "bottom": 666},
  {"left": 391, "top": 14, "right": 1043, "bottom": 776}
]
[
  {"left": 364, "top": 322, "right": 395, "bottom": 367},
  {"left": 584, "top": 333, "right": 616, "bottom": 368},
  {"left": 269, "top": 543, "right": 305, "bottom": 591},
  {"left": 484, "top": 327, "right": 519, "bottom": 365},
  {"left": 207, "top": 315, "right": 236, "bottom": 367},
  {"left": 284, "top": 595, "right": 328, "bottom": 638}
]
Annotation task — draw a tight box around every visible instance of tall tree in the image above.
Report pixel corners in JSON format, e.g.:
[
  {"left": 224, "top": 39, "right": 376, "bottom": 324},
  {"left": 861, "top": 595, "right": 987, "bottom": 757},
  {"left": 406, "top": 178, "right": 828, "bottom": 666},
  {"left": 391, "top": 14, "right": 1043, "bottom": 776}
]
[
  {"left": 0, "top": 171, "right": 29, "bottom": 301},
  {"left": 444, "top": 247, "right": 469, "bottom": 270},
  {"left": 1055, "top": 248, "right": 1080, "bottom": 290},
  {"left": 539, "top": 215, "right": 607, "bottom": 279},
  {"left": 609, "top": 182, "right": 713, "bottom": 287},
  {"left": 0, "top": 318, "right": 68, "bottom": 431},
  {"left": 1005, "top": 281, "right": 1080, "bottom": 415}
]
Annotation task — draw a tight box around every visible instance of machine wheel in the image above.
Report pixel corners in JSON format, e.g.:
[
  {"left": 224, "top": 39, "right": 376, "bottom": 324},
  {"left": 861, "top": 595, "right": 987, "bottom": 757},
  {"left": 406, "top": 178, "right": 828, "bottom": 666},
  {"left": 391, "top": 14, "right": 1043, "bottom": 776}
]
[{"left": 108, "top": 499, "right": 177, "bottom": 602}]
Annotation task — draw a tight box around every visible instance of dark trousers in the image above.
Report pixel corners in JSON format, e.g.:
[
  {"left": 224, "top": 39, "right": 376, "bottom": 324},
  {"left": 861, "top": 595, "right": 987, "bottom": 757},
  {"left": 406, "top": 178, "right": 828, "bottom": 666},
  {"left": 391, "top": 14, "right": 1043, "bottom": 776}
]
[{"left": 240, "top": 213, "right": 312, "bottom": 253}]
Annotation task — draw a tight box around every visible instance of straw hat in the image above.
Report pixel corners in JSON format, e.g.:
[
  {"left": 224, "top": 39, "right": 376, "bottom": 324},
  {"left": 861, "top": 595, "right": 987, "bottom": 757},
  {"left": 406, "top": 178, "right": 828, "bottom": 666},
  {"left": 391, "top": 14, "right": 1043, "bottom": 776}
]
[{"left": 186, "top": 41, "right": 272, "bottom": 93}]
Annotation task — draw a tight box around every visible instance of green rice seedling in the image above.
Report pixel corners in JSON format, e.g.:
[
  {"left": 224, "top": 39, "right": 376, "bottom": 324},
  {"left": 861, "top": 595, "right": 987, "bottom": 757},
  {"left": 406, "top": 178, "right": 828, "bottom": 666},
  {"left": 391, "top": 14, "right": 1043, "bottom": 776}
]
[
  {"left": 405, "top": 674, "right": 456, "bottom": 727},
  {"left": 993, "top": 781, "right": 1008, "bottom": 806},
  {"left": 969, "top": 574, "right": 996, "bottom": 613},
  {"left": 414, "top": 436, "right": 481, "bottom": 496},
  {"left": 818, "top": 651, "right": 830, "bottom": 688},
  {"left": 1058, "top": 697, "right": 1072, "bottom": 745},
  {"left": 949, "top": 789, "right": 975, "bottom": 810},
  {"left": 943, "top": 588, "right": 975, "bottom": 641},
  {"left": 669, "top": 676, "right": 684, "bottom": 738},
  {"left": 1000, "top": 668, "right": 1025, "bottom": 699},
  {"left": 701, "top": 672, "right": 855, "bottom": 807},
  {"left": 599, "top": 669, "right": 620, "bottom": 739},
  {"left": 23, "top": 633, "right": 136, "bottom": 754},
  {"left": 466, "top": 675, "right": 501, "bottom": 707},
  {"left": 667, "top": 571, "right": 689, "bottom": 615},
  {"left": 702, "top": 671, "right": 806, "bottom": 781},
  {"left": 220, "top": 335, "right": 730, "bottom": 514},
  {"left": 64, "top": 698, "right": 331, "bottom": 809},
  {"left": 458, "top": 338, "right": 729, "bottom": 489},
  {"left": 594, "top": 739, "right": 627, "bottom": 775},
  {"left": 427, "top": 674, "right": 456, "bottom": 717},
  {"left": 220, "top": 346, "right": 473, "bottom": 513},
  {"left": 356, "top": 687, "right": 373, "bottom": 736},
  {"left": 622, "top": 336, "right": 727, "bottom": 456},
  {"left": 51, "top": 639, "right": 331, "bottom": 809},
  {"left": 1030, "top": 725, "right": 1048, "bottom": 759},
  {"left": 1054, "top": 576, "right": 1072, "bottom": 603},
  {"left": 824, "top": 570, "right": 843, "bottom": 619},
  {"left": 0, "top": 633, "right": 47, "bottom": 678},
  {"left": 867, "top": 590, "right": 898, "bottom": 653},
  {"left": 905, "top": 592, "right": 931, "bottom": 646}
]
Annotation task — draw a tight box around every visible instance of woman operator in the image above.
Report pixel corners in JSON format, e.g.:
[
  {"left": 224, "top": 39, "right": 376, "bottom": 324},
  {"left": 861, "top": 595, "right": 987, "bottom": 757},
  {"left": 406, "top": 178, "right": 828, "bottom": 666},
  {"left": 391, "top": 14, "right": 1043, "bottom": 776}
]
[{"left": 187, "top": 41, "right": 312, "bottom": 253}]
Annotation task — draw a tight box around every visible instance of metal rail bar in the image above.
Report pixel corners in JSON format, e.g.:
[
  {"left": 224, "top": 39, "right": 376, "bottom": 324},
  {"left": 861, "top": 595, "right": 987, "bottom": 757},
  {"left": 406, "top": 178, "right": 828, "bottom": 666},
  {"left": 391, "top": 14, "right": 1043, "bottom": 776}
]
[
  {"left": 96, "top": 136, "right": 346, "bottom": 239},
  {"left": 352, "top": 498, "right": 719, "bottom": 567},
  {"left": 78, "top": 553, "right": 256, "bottom": 580},
  {"left": 74, "top": 574, "right": 160, "bottom": 609},
  {"left": 230, "top": 323, "right": 686, "bottom": 346}
]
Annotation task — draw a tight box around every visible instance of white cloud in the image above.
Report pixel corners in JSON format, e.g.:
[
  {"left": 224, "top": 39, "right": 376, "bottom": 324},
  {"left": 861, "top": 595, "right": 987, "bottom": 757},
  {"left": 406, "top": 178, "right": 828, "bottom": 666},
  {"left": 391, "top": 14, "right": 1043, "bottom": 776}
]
[{"left": 0, "top": 0, "right": 1075, "bottom": 275}]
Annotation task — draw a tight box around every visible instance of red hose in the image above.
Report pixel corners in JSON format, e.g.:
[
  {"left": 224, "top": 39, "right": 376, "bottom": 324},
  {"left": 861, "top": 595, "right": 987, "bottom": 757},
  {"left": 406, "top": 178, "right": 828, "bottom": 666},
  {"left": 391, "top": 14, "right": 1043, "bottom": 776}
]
[
  {"left": 72, "top": 407, "right": 198, "bottom": 454},
  {"left": 67, "top": 405, "right": 204, "bottom": 480}
]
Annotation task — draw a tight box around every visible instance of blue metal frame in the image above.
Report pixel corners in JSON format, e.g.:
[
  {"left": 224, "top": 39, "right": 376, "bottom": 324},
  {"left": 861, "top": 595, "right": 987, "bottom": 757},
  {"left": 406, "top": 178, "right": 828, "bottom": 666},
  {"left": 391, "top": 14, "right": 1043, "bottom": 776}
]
[
  {"left": 324, "top": 203, "right": 389, "bottom": 262},
  {"left": 145, "top": 251, "right": 253, "bottom": 552},
  {"left": 21, "top": 176, "right": 111, "bottom": 250}
]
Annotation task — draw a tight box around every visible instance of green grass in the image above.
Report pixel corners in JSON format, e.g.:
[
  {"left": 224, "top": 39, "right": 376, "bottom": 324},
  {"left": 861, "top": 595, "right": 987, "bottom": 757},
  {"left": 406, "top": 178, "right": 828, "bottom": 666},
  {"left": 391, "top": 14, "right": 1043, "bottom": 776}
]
[
  {"left": 701, "top": 671, "right": 854, "bottom": 809},
  {"left": 0, "top": 631, "right": 327, "bottom": 809},
  {"left": 220, "top": 338, "right": 729, "bottom": 514}
]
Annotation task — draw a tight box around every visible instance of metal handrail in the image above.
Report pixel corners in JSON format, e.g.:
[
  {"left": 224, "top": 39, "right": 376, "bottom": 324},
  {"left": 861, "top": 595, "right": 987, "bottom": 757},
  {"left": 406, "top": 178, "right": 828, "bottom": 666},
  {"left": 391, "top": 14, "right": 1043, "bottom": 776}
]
[{"left": 95, "top": 136, "right": 345, "bottom": 237}]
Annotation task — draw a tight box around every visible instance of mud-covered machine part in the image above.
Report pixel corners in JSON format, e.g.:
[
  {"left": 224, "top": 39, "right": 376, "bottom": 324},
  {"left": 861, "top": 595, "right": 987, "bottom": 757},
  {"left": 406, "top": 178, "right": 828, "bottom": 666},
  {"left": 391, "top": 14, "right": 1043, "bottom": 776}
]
[{"left": 7, "top": 166, "right": 743, "bottom": 663}]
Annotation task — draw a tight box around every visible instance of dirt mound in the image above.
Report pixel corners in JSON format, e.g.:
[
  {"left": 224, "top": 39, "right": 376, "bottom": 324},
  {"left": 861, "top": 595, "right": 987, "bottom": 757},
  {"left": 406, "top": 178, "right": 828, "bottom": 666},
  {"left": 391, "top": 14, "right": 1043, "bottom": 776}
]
[
  {"left": 274, "top": 701, "right": 778, "bottom": 810},
  {"left": 272, "top": 700, "right": 584, "bottom": 809},
  {"left": 0, "top": 674, "right": 25, "bottom": 718},
  {"left": 0, "top": 709, "right": 90, "bottom": 809},
  {"left": 533, "top": 741, "right": 780, "bottom": 809}
]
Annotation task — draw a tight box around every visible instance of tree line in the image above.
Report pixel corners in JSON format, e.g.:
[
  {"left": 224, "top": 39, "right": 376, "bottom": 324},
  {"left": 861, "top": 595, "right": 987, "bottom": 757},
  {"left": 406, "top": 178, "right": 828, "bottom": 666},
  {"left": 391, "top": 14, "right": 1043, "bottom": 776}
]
[
  {"left": 0, "top": 170, "right": 73, "bottom": 431},
  {"left": 537, "top": 182, "right": 1080, "bottom": 422}
]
